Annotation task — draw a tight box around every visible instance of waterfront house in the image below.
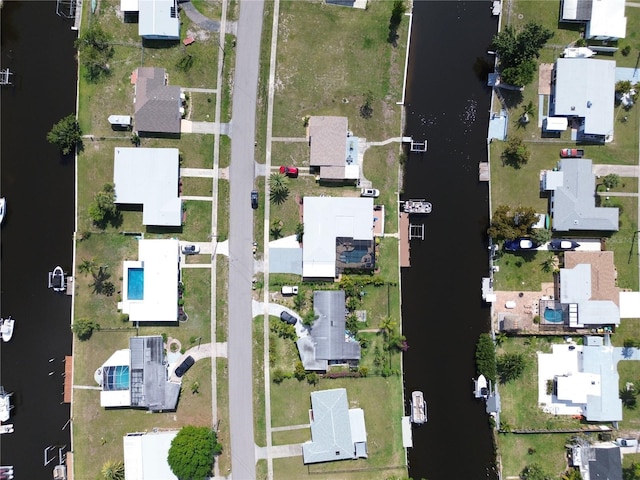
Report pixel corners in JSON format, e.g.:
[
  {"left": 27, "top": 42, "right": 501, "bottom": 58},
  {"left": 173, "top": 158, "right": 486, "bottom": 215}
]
[
  {"left": 537, "top": 338, "right": 623, "bottom": 422},
  {"left": 132, "top": 67, "right": 184, "bottom": 136},
  {"left": 120, "top": 0, "right": 180, "bottom": 40},
  {"left": 296, "top": 290, "right": 361, "bottom": 372},
  {"left": 302, "top": 388, "right": 368, "bottom": 464},
  {"left": 560, "top": 0, "right": 626, "bottom": 41},
  {"left": 550, "top": 58, "right": 616, "bottom": 142},
  {"left": 118, "top": 238, "right": 180, "bottom": 323},
  {"left": 302, "top": 196, "right": 375, "bottom": 279},
  {"left": 308, "top": 116, "right": 360, "bottom": 183},
  {"left": 96, "top": 336, "right": 180, "bottom": 411},
  {"left": 113, "top": 147, "right": 182, "bottom": 227},
  {"left": 543, "top": 158, "right": 619, "bottom": 232},
  {"left": 123, "top": 430, "right": 179, "bottom": 480}
]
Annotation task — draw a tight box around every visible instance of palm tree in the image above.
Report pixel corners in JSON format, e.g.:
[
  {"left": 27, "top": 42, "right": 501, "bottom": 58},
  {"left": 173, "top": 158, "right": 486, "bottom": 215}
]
[
  {"left": 519, "top": 100, "right": 536, "bottom": 125},
  {"left": 380, "top": 316, "right": 397, "bottom": 340},
  {"left": 269, "top": 173, "right": 289, "bottom": 205},
  {"left": 101, "top": 460, "right": 125, "bottom": 480},
  {"left": 540, "top": 254, "right": 556, "bottom": 273},
  {"left": 78, "top": 257, "right": 97, "bottom": 276},
  {"left": 270, "top": 219, "right": 283, "bottom": 239}
]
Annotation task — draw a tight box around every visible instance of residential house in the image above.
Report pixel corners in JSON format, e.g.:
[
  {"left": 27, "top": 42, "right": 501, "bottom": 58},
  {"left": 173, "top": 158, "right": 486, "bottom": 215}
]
[
  {"left": 296, "top": 290, "right": 361, "bottom": 372},
  {"left": 307, "top": 116, "right": 360, "bottom": 182},
  {"left": 537, "top": 337, "right": 622, "bottom": 422},
  {"left": 132, "top": 67, "right": 183, "bottom": 136},
  {"left": 543, "top": 158, "right": 619, "bottom": 232},
  {"left": 123, "top": 430, "right": 179, "bottom": 480},
  {"left": 118, "top": 238, "right": 180, "bottom": 323},
  {"left": 302, "top": 388, "right": 368, "bottom": 464},
  {"left": 560, "top": 0, "right": 626, "bottom": 41},
  {"left": 302, "top": 196, "right": 375, "bottom": 279},
  {"left": 121, "top": 0, "right": 180, "bottom": 40},
  {"left": 570, "top": 440, "right": 623, "bottom": 480},
  {"left": 113, "top": 147, "right": 182, "bottom": 227},
  {"left": 550, "top": 58, "right": 616, "bottom": 142},
  {"left": 96, "top": 336, "right": 181, "bottom": 411},
  {"left": 558, "top": 250, "right": 620, "bottom": 329}
]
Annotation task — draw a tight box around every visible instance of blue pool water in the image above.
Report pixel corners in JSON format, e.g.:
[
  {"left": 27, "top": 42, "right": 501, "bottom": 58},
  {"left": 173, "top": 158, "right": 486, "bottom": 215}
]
[
  {"left": 128, "top": 268, "right": 144, "bottom": 300},
  {"left": 103, "top": 365, "right": 130, "bottom": 390},
  {"left": 544, "top": 307, "right": 563, "bottom": 323},
  {"left": 339, "top": 247, "right": 370, "bottom": 263}
]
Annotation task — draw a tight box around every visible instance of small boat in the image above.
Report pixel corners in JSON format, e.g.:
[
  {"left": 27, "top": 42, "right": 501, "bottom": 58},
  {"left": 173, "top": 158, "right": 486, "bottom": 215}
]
[
  {"left": 474, "top": 374, "right": 489, "bottom": 399},
  {"left": 0, "top": 198, "right": 5, "bottom": 224},
  {"left": 0, "top": 387, "right": 13, "bottom": 423},
  {"left": 548, "top": 239, "right": 580, "bottom": 251},
  {"left": 0, "top": 466, "right": 13, "bottom": 480},
  {"left": 410, "top": 390, "right": 427, "bottom": 425},
  {"left": 0, "top": 424, "right": 13, "bottom": 434},
  {"left": 402, "top": 199, "right": 432, "bottom": 214},
  {"left": 0, "top": 317, "right": 14, "bottom": 343},
  {"left": 48, "top": 266, "right": 66, "bottom": 292}
]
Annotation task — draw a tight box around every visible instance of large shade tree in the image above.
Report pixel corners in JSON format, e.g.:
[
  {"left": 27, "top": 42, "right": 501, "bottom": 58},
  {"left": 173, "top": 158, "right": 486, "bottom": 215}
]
[
  {"left": 75, "top": 23, "right": 114, "bottom": 82},
  {"left": 47, "top": 114, "right": 83, "bottom": 155},
  {"left": 491, "top": 23, "right": 553, "bottom": 86},
  {"left": 487, "top": 204, "right": 538, "bottom": 241},
  {"left": 167, "top": 426, "right": 222, "bottom": 480}
]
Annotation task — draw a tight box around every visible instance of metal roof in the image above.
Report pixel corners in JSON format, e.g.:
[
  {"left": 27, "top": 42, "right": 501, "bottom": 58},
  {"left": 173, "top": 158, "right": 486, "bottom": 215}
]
[
  {"left": 123, "top": 431, "right": 179, "bottom": 480},
  {"left": 552, "top": 58, "right": 615, "bottom": 137},
  {"left": 113, "top": 147, "right": 182, "bottom": 226},
  {"left": 302, "top": 389, "right": 367, "bottom": 464},
  {"left": 550, "top": 158, "right": 618, "bottom": 231},
  {"left": 311, "top": 290, "right": 360, "bottom": 362},
  {"left": 138, "top": 0, "right": 180, "bottom": 39}
]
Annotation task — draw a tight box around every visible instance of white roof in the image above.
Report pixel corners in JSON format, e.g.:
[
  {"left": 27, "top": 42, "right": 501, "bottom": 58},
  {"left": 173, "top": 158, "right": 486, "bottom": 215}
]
[
  {"left": 302, "top": 197, "right": 373, "bottom": 278},
  {"left": 138, "top": 0, "right": 180, "bottom": 39},
  {"left": 544, "top": 117, "right": 568, "bottom": 131},
  {"left": 113, "top": 147, "right": 182, "bottom": 226},
  {"left": 123, "top": 431, "right": 179, "bottom": 480},
  {"left": 118, "top": 239, "right": 179, "bottom": 322},
  {"left": 120, "top": 0, "right": 139, "bottom": 12},
  {"left": 588, "top": 0, "right": 626, "bottom": 40},
  {"left": 553, "top": 58, "right": 616, "bottom": 137},
  {"left": 108, "top": 115, "right": 132, "bottom": 125}
]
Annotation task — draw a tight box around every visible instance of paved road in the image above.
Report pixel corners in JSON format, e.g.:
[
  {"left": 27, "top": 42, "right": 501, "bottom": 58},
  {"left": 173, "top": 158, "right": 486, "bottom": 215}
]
[{"left": 227, "top": 1, "right": 265, "bottom": 479}]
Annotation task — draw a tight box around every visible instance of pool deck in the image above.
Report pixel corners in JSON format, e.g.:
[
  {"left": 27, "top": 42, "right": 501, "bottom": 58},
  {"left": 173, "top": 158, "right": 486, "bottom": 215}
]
[{"left": 493, "top": 282, "right": 556, "bottom": 332}]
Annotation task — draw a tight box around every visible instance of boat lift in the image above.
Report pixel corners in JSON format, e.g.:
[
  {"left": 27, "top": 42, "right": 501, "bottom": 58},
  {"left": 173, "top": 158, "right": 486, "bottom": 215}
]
[
  {"left": 409, "top": 223, "right": 424, "bottom": 240},
  {"left": 0, "top": 69, "right": 13, "bottom": 86},
  {"left": 401, "top": 136, "right": 428, "bottom": 153}
]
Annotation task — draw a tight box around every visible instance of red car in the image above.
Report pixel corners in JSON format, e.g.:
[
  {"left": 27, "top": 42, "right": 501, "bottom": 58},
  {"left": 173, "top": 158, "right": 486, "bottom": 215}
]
[
  {"left": 560, "top": 148, "right": 584, "bottom": 158},
  {"left": 279, "top": 166, "right": 299, "bottom": 177}
]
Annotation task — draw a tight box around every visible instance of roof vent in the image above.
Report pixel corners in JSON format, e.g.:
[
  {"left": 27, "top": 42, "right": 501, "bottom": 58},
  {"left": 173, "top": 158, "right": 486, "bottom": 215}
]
[
  {"left": 587, "top": 101, "right": 592, "bottom": 108},
  {"left": 571, "top": 106, "right": 576, "bottom": 111}
]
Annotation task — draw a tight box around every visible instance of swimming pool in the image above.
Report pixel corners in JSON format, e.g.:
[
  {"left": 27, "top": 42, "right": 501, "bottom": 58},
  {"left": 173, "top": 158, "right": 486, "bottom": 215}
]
[
  {"left": 544, "top": 307, "right": 563, "bottom": 323},
  {"left": 102, "top": 365, "right": 130, "bottom": 390},
  {"left": 339, "top": 246, "right": 370, "bottom": 264},
  {"left": 127, "top": 268, "right": 144, "bottom": 300}
]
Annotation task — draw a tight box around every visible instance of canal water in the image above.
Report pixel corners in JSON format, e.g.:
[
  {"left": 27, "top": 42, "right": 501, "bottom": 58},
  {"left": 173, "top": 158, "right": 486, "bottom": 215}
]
[
  {"left": 1, "top": 2, "right": 77, "bottom": 476},
  {"left": 402, "top": 2, "right": 499, "bottom": 479}
]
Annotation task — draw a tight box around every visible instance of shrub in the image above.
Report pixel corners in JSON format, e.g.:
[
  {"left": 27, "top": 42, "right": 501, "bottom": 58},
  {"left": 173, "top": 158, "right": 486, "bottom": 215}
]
[{"left": 72, "top": 318, "right": 100, "bottom": 341}]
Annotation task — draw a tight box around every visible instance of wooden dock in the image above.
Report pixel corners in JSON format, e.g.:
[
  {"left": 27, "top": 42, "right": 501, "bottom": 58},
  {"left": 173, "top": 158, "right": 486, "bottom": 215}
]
[
  {"left": 400, "top": 212, "right": 410, "bottom": 267},
  {"left": 63, "top": 356, "right": 73, "bottom": 403},
  {"left": 479, "top": 162, "right": 490, "bottom": 181}
]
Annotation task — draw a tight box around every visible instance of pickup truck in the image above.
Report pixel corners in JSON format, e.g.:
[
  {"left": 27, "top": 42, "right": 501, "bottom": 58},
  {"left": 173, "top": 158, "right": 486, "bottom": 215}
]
[
  {"left": 281, "top": 286, "right": 299, "bottom": 295},
  {"left": 560, "top": 148, "right": 584, "bottom": 158}
]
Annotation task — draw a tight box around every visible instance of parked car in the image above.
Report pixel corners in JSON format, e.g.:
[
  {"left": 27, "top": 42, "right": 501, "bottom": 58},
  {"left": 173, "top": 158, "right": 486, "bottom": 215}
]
[
  {"left": 548, "top": 239, "right": 580, "bottom": 251},
  {"left": 281, "top": 286, "right": 299, "bottom": 295},
  {"left": 280, "top": 311, "right": 297, "bottom": 325},
  {"left": 174, "top": 355, "right": 195, "bottom": 377},
  {"left": 251, "top": 190, "right": 259, "bottom": 209},
  {"left": 279, "top": 166, "right": 299, "bottom": 177},
  {"left": 360, "top": 188, "right": 380, "bottom": 198},
  {"left": 182, "top": 244, "right": 200, "bottom": 255},
  {"left": 560, "top": 148, "right": 584, "bottom": 158},
  {"left": 616, "top": 438, "right": 638, "bottom": 447},
  {"left": 503, "top": 237, "right": 540, "bottom": 251}
]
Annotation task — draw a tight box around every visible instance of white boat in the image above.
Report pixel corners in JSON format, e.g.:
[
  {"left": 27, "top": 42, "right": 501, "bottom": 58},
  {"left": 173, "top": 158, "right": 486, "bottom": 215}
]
[
  {"left": 474, "top": 374, "right": 489, "bottom": 399},
  {"left": 48, "top": 266, "right": 66, "bottom": 292},
  {"left": 410, "top": 390, "right": 427, "bottom": 425},
  {"left": 0, "top": 388, "right": 13, "bottom": 423},
  {"left": 0, "top": 424, "right": 13, "bottom": 434},
  {"left": 0, "top": 466, "right": 13, "bottom": 480},
  {"left": 0, "top": 198, "right": 5, "bottom": 225},
  {"left": 402, "top": 199, "right": 432, "bottom": 214},
  {"left": 562, "top": 47, "right": 596, "bottom": 58},
  {"left": 0, "top": 317, "right": 14, "bottom": 343}
]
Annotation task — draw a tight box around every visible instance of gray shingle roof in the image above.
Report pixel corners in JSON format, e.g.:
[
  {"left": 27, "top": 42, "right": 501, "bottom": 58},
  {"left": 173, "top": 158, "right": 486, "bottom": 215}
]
[
  {"left": 134, "top": 67, "right": 182, "bottom": 135},
  {"left": 550, "top": 158, "right": 618, "bottom": 231}
]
